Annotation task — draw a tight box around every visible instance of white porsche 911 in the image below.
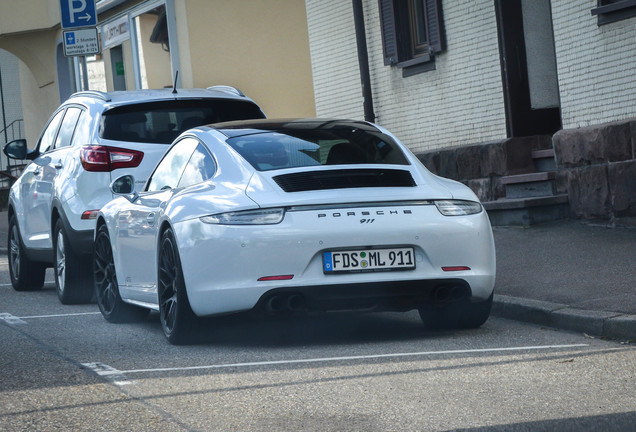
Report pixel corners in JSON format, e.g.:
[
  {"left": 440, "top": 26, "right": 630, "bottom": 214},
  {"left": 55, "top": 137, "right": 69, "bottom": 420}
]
[{"left": 93, "top": 119, "right": 496, "bottom": 344}]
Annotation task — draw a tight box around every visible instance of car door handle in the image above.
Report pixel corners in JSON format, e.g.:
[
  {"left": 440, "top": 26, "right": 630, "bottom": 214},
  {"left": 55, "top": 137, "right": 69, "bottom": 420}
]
[
  {"left": 146, "top": 213, "right": 155, "bottom": 226},
  {"left": 54, "top": 163, "right": 63, "bottom": 169}
]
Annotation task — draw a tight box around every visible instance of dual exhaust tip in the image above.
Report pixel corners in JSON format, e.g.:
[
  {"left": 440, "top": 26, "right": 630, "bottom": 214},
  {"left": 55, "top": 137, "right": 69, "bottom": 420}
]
[{"left": 266, "top": 294, "right": 306, "bottom": 314}]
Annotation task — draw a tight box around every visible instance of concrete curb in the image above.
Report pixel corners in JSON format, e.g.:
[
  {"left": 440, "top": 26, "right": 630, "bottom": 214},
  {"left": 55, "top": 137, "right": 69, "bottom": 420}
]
[{"left": 493, "top": 294, "right": 636, "bottom": 341}]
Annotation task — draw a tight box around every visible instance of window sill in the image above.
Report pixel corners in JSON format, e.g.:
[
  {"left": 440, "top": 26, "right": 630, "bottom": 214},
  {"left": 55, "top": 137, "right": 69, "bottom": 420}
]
[
  {"left": 396, "top": 55, "right": 436, "bottom": 77},
  {"left": 591, "top": 0, "right": 636, "bottom": 25}
]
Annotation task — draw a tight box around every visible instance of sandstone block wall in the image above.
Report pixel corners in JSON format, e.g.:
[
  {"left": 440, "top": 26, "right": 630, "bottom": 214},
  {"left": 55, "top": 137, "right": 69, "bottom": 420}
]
[{"left": 553, "top": 119, "right": 636, "bottom": 219}]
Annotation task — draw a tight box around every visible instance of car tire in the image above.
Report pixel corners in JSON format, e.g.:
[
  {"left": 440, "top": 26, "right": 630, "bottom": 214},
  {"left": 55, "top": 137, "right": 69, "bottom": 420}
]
[
  {"left": 53, "top": 218, "right": 93, "bottom": 304},
  {"left": 158, "top": 227, "right": 197, "bottom": 345},
  {"left": 7, "top": 216, "right": 46, "bottom": 291},
  {"left": 419, "top": 293, "right": 493, "bottom": 330},
  {"left": 93, "top": 224, "right": 148, "bottom": 323}
]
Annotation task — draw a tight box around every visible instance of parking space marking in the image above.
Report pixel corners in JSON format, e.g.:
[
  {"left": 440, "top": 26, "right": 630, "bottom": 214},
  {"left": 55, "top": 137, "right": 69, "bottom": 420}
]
[
  {"left": 0, "top": 311, "right": 101, "bottom": 324},
  {"left": 0, "top": 281, "right": 55, "bottom": 288},
  {"left": 87, "top": 344, "right": 589, "bottom": 380},
  {"left": 82, "top": 362, "right": 133, "bottom": 386},
  {"left": 0, "top": 312, "right": 27, "bottom": 325},
  {"left": 18, "top": 312, "right": 101, "bottom": 319}
]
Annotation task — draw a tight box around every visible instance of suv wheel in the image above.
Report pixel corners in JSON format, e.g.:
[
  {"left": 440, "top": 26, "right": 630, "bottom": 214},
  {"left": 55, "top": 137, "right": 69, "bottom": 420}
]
[
  {"left": 53, "top": 219, "right": 93, "bottom": 304},
  {"left": 8, "top": 216, "right": 46, "bottom": 291}
]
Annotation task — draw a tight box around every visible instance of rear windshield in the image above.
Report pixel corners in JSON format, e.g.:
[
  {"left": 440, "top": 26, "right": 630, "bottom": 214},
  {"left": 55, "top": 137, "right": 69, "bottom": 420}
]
[
  {"left": 225, "top": 128, "right": 409, "bottom": 171},
  {"left": 100, "top": 99, "right": 264, "bottom": 144}
]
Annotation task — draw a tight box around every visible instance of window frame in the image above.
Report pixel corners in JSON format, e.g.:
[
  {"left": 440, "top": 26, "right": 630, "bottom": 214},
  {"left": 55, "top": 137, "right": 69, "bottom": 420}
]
[
  {"left": 378, "top": 0, "right": 445, "bottom": 76},
  {"left": 54, "top": 106, "right": 84, "bottom": 150},
  {"left": 37, "top": 109, "right": 66, "bottom": 154},
  {"left": 591, "top": 0, "right": 636, "bottom": 25}
]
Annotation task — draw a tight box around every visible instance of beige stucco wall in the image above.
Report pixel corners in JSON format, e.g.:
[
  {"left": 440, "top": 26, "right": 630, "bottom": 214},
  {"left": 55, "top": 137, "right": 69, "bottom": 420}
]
[
  {"left": 1, "top": 0, "right": 316, "bottom": 148},
  {"left": 0, "top": 0, "right": 59, "bottom": 35},
  {"left": 0, "top": 27, "right": 61, "bottom": 147},
  {"left": 19, "top": 61, "right": 60, "bottom": 147},
  {"left": 176, "top": 0, "right": 316, "bottom": 118}
]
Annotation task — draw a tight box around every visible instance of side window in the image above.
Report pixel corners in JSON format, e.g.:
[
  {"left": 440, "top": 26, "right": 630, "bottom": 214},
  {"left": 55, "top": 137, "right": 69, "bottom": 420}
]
[
  {"left": 146, "top": 138, "right": 199, "bottom": 192},
  {"left": 71, "top": 107, "right": 92, "bottom": 147},
  {"left": 38, "top": 110, "right": 65, "bottom": 154},
  {"left": 54, "top": 107, "right": 83, "bottom": 149},
  {"left": 378, "top": 0, "right": 445, "bottom": 76},
  {"left": 178, "top": 143, "right": 216, "bottom": 188}
]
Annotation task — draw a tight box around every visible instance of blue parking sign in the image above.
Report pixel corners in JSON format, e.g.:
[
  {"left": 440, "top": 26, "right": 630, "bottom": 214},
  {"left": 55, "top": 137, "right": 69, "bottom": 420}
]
[
  {"left": 60, "top": 0, "right": 97, "bottom": 29},
  {"left": 66, "top": 32, "right": 76, "bottom": 45}
]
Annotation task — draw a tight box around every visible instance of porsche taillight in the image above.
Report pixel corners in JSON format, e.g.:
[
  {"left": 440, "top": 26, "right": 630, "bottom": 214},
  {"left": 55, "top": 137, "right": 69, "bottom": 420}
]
[{"left": 80, "top": 145, "right": 143, "bottom": 172}]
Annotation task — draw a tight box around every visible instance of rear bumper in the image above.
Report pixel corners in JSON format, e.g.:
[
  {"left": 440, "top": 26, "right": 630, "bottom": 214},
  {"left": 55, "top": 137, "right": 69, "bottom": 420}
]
[{"left": 173, "top": 203, "right": 496, "bottom": 317}]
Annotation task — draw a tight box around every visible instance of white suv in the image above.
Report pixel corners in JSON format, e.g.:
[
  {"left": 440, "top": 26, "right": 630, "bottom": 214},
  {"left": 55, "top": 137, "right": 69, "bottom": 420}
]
[{"left": 4, "top": 87, "right": 264, "bottom": 304}]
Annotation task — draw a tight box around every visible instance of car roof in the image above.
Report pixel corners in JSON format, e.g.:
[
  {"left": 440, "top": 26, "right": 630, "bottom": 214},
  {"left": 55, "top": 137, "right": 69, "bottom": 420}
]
[
  {"left": 66, "top": 86, "right": 253, "bottom": 108},
  {"left": 209, "top": 118, "right": 380, "bottom": 138}
]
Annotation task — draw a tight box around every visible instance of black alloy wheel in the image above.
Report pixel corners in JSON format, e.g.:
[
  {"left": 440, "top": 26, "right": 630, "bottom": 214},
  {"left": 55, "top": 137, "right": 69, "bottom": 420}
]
[
  {"left": 158, "top": 228, "right": 197, "bottom": 345},
  {"left": 93, "top": 224, "right": 147, "bottom": 322}
]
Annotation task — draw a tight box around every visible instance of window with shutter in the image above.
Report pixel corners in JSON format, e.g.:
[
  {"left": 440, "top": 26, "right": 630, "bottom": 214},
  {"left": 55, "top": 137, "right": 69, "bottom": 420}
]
[
  {"left": 591, "top": 0, "right": 636, "bottom": 25},
  {"left": 378, "top": 0, "right": 445, "bottom": 76}
]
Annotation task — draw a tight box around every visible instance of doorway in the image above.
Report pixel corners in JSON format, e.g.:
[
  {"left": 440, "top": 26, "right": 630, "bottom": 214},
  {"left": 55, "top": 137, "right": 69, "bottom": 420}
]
[
  {"left": 495, "top": 0, "right": 561, "bottom": 137},
  {"left": 110, "top": 45, "right": 126, "bottom": 91}
]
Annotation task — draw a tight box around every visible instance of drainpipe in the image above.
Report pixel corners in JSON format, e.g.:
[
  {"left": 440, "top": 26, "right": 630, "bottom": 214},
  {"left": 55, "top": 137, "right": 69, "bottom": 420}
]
[
  {"left": 352, "top": 0, "right": 376, "bottom": 123},
  {"left": 0, "top": 62, "right": 7, "bottom": 145}
]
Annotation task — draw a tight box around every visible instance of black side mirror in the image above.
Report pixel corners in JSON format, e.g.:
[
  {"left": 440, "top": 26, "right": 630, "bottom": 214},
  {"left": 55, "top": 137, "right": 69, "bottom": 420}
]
[{"left": 3, "top": 139, "right": 28, "bottom": 160}]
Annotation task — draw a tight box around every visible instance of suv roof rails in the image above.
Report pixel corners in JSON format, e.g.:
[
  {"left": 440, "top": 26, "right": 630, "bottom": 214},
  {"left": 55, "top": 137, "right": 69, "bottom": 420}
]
[
  {"left": 206, "top": 85, "right": 245, "bottom": 97},
  {"left": 70, "top": 90, "right": 112, "bottom": 102}
]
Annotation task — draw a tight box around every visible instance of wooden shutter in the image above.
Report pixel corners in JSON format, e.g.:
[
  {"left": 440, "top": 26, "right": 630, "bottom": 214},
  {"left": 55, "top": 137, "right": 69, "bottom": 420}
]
[
  {"left": 426, "top": 0, "right": 445, "bottom": 54},
  {"left": 378, "top": 0, "right": 398, "bottom": 65}
]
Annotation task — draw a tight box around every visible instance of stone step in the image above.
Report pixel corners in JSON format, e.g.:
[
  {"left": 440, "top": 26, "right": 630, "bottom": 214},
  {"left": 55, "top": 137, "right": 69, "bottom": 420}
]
[
  {"left": 532, "top": 148, "right": 557, "bottom": 172},
  {"left": 502, "top": 172, "right": 556, "bottom": 198},
  {"left": 483, "top": 194, "right": 569, "bottom": 226}
]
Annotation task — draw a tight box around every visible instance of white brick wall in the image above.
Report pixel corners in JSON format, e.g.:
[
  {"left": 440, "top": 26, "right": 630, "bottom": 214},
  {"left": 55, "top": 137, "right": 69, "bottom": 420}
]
[
  {"left": 551, "top": 0, "right": 636, "bottom": 129},
  {"left": 305, "top": 0, "right": 507, "bottom": 153},
  {"left": 306, "top": 0, "right": 636, "bottom": 151},
  {"left": 305, "top": 1, "right": 364, "bottom": 120}
]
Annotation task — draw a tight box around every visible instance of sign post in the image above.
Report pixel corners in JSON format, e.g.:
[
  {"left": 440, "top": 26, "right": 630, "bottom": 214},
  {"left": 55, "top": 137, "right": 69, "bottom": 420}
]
[{"left": 59, "top": 0, "right": 99, "bottom": 91}]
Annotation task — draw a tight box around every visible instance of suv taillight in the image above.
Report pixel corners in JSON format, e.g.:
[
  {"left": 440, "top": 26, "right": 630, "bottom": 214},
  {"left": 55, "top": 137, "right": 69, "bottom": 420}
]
[{"left": 80, "top": 145, "right": 144, "bottom": 172}]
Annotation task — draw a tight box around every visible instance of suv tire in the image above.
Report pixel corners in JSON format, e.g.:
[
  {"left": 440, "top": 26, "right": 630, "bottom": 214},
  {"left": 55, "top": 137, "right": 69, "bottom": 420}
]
[
  {"left": 8, "top": 216, "right": 46, "bottom": 291},
  {"left": 53, "top": 219, "right": 93, "bottom": 304}
]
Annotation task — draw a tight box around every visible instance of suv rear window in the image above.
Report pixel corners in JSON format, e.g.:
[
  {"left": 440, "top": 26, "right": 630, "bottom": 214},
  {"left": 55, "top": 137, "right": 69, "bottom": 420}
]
[
  {"left": 225, "top": 128, "right": 409, "bottom": 172},
  {"left": 100, "top": 99, "right": 265, "bottom": 144}
]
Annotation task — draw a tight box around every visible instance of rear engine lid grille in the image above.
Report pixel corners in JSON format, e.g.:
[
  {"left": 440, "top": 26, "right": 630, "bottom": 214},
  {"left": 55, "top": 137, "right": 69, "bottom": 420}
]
[{"left": 273, "top": 169, "right": 416, "bottom": 192}]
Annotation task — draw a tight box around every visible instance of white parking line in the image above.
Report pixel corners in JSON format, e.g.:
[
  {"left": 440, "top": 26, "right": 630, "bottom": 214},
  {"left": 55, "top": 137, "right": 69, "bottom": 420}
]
[
  {"left": 0, "top": 281, "right": 55, "bottom": 287},
  {"left": 0, "top": 311, "right": 101, "bottom": 325},
  {"left": 18, "top": 312, "right": 101, "bottom": 319},
  {"left": 84, "top": 343, "right": 589, "bottom": 380},
  {"left": 0, "top": 313, "right": 27, "bottom": 325}
]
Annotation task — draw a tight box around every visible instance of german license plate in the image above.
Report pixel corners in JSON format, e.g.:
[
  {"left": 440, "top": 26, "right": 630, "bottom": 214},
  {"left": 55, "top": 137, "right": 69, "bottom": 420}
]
[{"left": 323, "top": 247, "right": 415, "bottom": 273}]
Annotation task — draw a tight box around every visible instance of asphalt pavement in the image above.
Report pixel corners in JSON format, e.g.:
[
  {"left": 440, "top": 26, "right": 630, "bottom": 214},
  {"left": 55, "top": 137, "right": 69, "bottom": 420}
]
[{"left": 1, "top": 210, "right": 634, "bottom": 341}]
